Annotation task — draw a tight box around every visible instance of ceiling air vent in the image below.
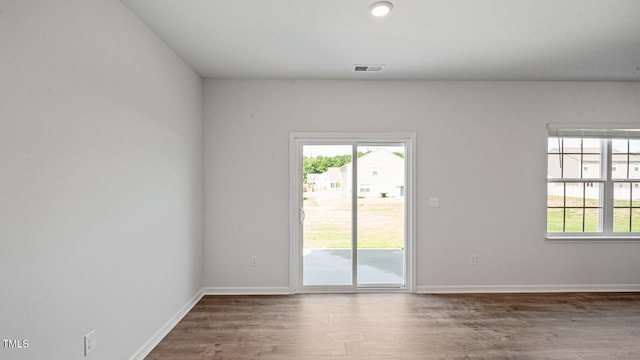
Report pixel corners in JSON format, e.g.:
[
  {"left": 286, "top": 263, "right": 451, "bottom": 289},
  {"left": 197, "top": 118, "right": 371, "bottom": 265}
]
[{"left": 354, "top": 64, "right": 385, "bottom": 72}]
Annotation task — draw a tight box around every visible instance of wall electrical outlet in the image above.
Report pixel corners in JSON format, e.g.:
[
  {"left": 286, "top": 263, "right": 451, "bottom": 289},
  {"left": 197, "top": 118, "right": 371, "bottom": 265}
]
[
  {"left": 251, "top": 256, "right": 258, "bottom": 267},
  {"left": 84, "top": 330, "right": 96, "bottom": 356},
  {"left": 470, "top": 254, "right": 478, "bottom": 266}
]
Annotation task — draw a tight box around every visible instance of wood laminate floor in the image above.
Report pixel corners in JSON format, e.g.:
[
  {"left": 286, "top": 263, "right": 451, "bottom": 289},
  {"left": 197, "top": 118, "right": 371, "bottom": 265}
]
[{"left": 145, "top": 292, "right": 640, "bottom": 359}]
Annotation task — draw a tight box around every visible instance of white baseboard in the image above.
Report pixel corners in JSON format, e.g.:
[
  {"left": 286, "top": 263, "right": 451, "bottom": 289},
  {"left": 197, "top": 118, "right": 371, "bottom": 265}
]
[
  {"left": 416, "top": 284, "right": 640, "bottom": 294},
  {"left": 129, "top": 288, "right": 204, "bottom": 360},
  {"left": 203, "top": 287, "right": 292, "bottom": 295}
]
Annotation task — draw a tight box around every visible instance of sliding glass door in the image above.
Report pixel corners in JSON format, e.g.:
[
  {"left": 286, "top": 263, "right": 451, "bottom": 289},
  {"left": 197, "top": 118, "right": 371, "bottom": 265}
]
[
  {"left": 356, "top": 144, "right": 406, "bottom": 286},
  {"left": 291, "top": 134, "right": 414, "bottom": 292},
  {"left": 302, "top": 144, "right": 353, "bottom": 286}
]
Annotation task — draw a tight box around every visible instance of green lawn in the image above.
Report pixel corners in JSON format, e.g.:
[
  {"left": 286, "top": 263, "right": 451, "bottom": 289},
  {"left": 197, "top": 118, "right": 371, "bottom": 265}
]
[
  {"left": 306, "top": 194, "right": 639, "bottom": 244},
  {"left": 303, "top": 193, "right": 404, "bottom": 249},
  {"left": 303, "top": 232, "right": 403, "bottom": 249},
  {"left": 547, "top": 196, "right": 640, "bottom": 232}
]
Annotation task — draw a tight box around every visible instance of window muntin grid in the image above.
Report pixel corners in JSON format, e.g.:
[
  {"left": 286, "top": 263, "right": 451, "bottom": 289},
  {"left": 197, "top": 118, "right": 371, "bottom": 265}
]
[
  {"left": 547, "top": 137, "right": 601, "bottom": 180},
  {"left": 612, "top": 139, "right": 640, "bottom": 180},
  {"left": 547, "top": 182, "right": 602, "bottom": 233},
  {"left": 548, "top": 136, "right": 640, "bottom": 235},
  {"left": 611, "top": 139, "right": 640, "bottom": 232},
  {"left": 547, "top": 137, "right": 604, "bottom": 233}
]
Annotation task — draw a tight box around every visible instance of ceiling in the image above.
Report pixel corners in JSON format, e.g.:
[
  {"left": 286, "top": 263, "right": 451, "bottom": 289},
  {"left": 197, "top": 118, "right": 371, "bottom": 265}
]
[{"left": 122, "top": 0, "right": 640, "bottom": 81}]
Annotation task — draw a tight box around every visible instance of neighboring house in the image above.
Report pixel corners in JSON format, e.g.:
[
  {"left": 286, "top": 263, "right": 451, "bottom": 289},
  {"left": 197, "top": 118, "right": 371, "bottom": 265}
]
[
  {"left": 548, "top": 147, "right": 640, "bottom": 200},
  {"left": 340, "top": 148, "right": 405, "bottom": 198},
  {"left": 306, "top": 167, "right": 342, "bottom": 192}
]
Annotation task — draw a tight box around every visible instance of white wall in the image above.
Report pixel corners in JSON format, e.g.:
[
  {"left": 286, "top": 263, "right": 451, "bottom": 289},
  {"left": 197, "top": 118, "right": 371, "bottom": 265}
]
[
  {"left": 0, "top": 1, "right": 203, "bottom": 359},
  {"left": 204, "top": 79, "right": 640, "bottom": 292}
]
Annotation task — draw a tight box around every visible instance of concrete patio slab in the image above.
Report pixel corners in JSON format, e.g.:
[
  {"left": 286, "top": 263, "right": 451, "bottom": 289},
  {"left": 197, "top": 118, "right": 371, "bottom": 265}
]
[{"left": 303, "top": 248, "right": 404, "bottom": 286}]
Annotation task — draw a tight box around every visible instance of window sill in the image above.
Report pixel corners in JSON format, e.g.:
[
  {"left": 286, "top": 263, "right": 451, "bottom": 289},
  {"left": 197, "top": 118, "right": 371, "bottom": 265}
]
[{"left": 546, "top": 234, "right": 640, "bottom": 242}]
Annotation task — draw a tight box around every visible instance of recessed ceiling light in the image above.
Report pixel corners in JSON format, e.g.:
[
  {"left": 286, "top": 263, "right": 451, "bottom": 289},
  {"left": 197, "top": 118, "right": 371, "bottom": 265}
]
[{"left": 369, "top": 1, "right": 394, "bottom": 17}]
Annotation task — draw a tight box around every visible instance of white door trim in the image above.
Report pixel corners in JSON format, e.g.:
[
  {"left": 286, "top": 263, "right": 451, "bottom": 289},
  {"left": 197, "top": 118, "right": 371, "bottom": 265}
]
[{"left": 289, "top": 132, "right": 416, "bottom": 293}]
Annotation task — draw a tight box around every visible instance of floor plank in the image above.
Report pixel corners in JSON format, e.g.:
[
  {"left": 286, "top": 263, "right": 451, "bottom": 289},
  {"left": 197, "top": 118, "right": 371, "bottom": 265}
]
[{"left": 145, "top": 292, "right": 640, "bottom": 359}]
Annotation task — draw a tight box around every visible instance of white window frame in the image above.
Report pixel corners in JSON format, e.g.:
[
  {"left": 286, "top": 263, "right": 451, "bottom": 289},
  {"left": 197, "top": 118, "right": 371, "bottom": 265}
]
[{"left": 546, "top": 124, "right": 640, "bottom": 241}]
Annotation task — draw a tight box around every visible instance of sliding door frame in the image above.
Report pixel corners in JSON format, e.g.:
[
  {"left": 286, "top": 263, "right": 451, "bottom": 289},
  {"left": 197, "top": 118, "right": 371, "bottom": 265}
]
[{"left": 289, "top": 133, "right": 416, "bottom": 293}]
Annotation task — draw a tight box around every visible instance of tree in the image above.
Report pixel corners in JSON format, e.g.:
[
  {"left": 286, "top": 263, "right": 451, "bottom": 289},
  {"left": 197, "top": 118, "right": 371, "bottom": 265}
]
[{"left": 303, "top": 154, "right": 352, "bottom": 183}]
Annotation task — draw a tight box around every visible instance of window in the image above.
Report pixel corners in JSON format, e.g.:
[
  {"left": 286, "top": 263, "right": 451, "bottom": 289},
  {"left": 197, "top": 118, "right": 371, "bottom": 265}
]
[
  {"left": 547, "top": 126, "right": 640, "bottom": 239},
  {"left": 547, "top": 137, "right": 602, "bottom": 233},
  {"left": 612, "top": 139, "right": 640, "bottom": 232}
]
